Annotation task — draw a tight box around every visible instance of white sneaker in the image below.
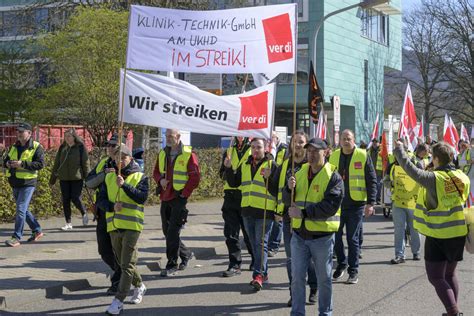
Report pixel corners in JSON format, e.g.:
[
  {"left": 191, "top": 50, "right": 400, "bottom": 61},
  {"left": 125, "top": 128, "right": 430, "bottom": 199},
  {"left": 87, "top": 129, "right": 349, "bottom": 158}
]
[
  {"left": 82, "top": 213, "right": 89, "bottom": 226},
  {"left": 106, "top": 298, "right": 123, "bottom": 315},
  {"left": 130, "top": 283, "right": 146, "bottom": 304},
  {"left": 61, "top": 223, "right": 73, "bottom": 231}
]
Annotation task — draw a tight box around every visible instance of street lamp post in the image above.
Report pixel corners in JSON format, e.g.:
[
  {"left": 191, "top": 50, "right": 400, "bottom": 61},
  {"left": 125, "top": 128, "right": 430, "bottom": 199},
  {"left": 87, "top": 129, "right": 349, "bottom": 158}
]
[{"left": 309, "top": 0, "right": 398, "bottom": 138}]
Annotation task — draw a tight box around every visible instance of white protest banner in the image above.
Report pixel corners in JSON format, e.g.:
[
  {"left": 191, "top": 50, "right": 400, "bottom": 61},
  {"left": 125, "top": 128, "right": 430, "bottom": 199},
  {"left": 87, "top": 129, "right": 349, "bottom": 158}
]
[
  {"left": 126, "top": 4, "right": 296, "bottom": 74},
  {"left": 119, "top": 70, "right": 275, "bottom": 139}
]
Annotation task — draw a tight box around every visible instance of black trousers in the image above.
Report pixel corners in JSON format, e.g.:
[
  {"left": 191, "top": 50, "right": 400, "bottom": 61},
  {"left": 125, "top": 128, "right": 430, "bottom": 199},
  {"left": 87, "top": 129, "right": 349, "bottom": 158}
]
[
  {"left": 96, "top": 209, "right": 121, "bottom": 286},
  {"left": 59, "top": 180, "right": 86, "bottom": 223},
  {"left": 222, "top": 190, "right": 254, "bottom": 269},
  {"left": 160, "top": 198, "right": 192, "bottom": 269}
]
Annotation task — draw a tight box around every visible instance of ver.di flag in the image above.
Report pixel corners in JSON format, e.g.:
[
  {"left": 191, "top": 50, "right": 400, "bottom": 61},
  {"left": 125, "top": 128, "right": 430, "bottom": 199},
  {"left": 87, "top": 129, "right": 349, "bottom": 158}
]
[
  {"left": 126, "top": 4, "right": 297, "bottom": 74},
  {"left": 399, "top": 83, "right": 418, "bottom": 151},
  {"left": 119, "top": 69, "right": 275, "bottom": 139}
]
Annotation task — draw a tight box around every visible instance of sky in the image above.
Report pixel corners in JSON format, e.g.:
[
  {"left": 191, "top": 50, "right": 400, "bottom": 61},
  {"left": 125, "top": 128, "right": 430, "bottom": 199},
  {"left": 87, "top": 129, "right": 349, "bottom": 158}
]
[{"left": 402, "top": 0, "right": 423, "bottom": 13}]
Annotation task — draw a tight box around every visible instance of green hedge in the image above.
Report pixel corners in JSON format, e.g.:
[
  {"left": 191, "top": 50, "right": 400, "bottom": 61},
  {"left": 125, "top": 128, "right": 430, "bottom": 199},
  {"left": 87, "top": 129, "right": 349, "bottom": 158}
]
[{"left": 0, "top": 147, "right": 224, "bottom": 222}]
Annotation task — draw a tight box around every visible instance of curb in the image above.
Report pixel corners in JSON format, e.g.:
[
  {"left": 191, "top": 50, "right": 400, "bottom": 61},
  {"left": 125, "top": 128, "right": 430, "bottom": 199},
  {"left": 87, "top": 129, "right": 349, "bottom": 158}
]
[{"left": 0, "top": 242, "right": 223, "bottom": 311}]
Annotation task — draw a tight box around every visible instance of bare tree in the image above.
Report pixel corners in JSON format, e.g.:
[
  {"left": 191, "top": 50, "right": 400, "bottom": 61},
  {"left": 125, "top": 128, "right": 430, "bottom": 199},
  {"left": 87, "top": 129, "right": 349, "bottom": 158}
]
[{"left": 424, "top": 0, "right": 473, "bottom": 124}]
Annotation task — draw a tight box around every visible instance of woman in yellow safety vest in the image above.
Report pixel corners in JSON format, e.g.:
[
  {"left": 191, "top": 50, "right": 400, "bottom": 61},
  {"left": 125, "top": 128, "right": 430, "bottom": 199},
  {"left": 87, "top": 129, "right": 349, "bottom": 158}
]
[{"left": 393, "top": 141, "right": 470, "bottom": 316}]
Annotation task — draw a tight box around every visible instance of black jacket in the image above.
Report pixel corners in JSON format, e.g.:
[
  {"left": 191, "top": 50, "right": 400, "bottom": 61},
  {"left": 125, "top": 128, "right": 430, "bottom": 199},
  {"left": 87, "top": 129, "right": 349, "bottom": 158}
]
[
  {"left": 225, "top": 155, "right": 278, "bottom": 219},
  {"left": 283, "top": 163, "right": 344, "bottom": 238},
  {"left": 3, "top": 138, "right": 45, "bottom": 188},
  {"left": 96, "top": 160, "right": 149, "bottom": 213}
]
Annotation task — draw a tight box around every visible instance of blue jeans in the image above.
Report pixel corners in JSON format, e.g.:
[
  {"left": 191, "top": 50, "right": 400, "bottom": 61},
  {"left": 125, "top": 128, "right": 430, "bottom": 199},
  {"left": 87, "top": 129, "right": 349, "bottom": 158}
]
[
  {"left": 376, "top": 175, "right": 383, "bottom": 203},
  {"left": 392, "top": 206, "right": 421, "bottom": 258},
  {"left": 242, "top": 216, "right": 273, "bottom": 278},
  {"left": 291, "top": 232, "right": 334, "bottom": 316},
  {"left": 12, "top": 186, "right": 41, "bottom": 241},
  {"left": 269, "top": 218, "right": 283, "bottom": 251},
  {"left": 283, "top": 214, "right": 317, "bottom": 290},
  {"left": 334, "top": 206, "right": 364, "bottom": 274}
]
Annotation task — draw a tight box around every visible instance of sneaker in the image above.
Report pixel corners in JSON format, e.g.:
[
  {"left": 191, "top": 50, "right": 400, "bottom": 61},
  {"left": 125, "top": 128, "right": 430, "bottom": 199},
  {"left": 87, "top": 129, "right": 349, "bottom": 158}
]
[
  {"left": 268, "top": 249, "right": 278, "bottom": 257},
  {"left": 222, "top": 267, "right": 241, "bottom": 277},
  {"left": 5, "top": 237, "right": 20, "bottom": 247},
  {"left": 308, "top": 288, "right": 317, "bottom": 305},
  {"left": 250, "top": 274, "right": 263, "bottom": 291},
  {"left": 106, "top": 298, "right": 123, "bottom": 315},
  {"left": 390, "top": 257, "right": 406, "bottom": 264},
  {"left": 82, "top": 214, "right": 89, "bottom": 226},
  {"left": 106, "top": 284, "right": 118, "bottom": 296},
  {"left": 27, "top": 231, "right": 43, "bottom": 242},
  {"left": 346, "top": 273, "right": 359, "bottom": 284},
  {"left": 332, "top": 266, "right": 345, "bottom": 280},
  {"left": 130, "top": 283, "right": 146, "bottom": 304},
  {"left": 413, "top": 254, "right": 421, "bottom": 261},
  {"left": 160, "top": 267, "right": 178, "bottom": 277},
  {"left": 262, "top": 275, "right": 269, "bottom": 284},
  {"left": 61, "top": 223, "right": 73, "bottom": 231},
  {"left": 178, "top": 252, "right": 194, "bottom": 270}
]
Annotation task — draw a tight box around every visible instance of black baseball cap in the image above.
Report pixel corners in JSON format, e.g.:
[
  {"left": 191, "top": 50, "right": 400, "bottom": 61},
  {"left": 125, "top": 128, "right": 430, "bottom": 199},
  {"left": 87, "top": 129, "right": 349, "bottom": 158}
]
[
  {"left": 304, "top": 138, "right": 328, "bottom": 150},
  {"left": 106, "top": 133, "right": 126, "bottom": 145},
  {"left": 17, "top": 122, "right": 32, "bottom": 132}
]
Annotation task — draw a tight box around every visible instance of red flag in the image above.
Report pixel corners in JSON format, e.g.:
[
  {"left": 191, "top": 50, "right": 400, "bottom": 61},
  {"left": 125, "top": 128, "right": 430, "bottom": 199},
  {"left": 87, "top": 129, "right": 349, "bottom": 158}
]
[
  {"left": 308, "top": 61, "right": 323, "bottom": 123},
  {"left": 460, "top": 123, "right": 469, "bottom": 142},
  {"left": 417, "top": 115, "right": 424, "bottom": 140},
  {"left": 443, "top": 114, "right": 459, "bottom": 154},
  {"left": 399, "top": 83, "right": 418, "bottom": 151},
  {"left": 371, "top": 114, "right": 379, "bottom": 141},
  {"left": 315, "top": 106, "right": 326, "bottom": 139},
  {"left": 381, "top": 132, "right": 389, "bottom": 175}
]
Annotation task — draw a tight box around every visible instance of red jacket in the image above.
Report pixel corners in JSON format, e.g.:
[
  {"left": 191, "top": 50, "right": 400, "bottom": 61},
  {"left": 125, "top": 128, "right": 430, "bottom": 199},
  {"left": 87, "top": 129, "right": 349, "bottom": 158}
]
[{"left": 153, "top": 143, "right": 200, "bottom": 201}]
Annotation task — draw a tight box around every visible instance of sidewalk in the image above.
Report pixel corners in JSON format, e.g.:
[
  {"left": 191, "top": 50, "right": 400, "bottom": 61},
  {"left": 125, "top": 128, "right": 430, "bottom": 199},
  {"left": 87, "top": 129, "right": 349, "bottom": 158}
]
[
  {"left": 0, "top": 200, "right": 473, "bottom": 315},
  {"left": 0, "top": 199, "right": 226, "bottom": 310}
]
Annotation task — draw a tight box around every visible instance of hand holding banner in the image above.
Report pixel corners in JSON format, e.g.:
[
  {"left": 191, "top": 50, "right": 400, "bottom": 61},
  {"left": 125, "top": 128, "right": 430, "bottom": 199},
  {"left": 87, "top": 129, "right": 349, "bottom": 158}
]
[{"left": 119, "top": 69, "right": 275, "bottom": 139}]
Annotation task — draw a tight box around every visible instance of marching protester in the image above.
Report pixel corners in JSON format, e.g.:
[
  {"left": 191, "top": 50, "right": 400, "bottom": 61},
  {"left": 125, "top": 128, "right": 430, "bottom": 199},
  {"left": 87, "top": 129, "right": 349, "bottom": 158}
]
[
  {"left": 4, "top": 123, "right": 44, "bottom": 247},
  {"left": 219, "top": 136, "right": 254, "bottom": 277},
  {"left": 393, "top": 141, "right": 470, "bottom": 316},
  {"left": 153, "top": 129, "right": 200, "bottom": 277},
  {"left": 273, "top": 130, "right": 318, "bottom": 307},
  {"left": 50, "top": 128, "right": 90, "bottom": 230},
  {"left": 384, "top": 140, "right": 422, "bottom": 264},
  {"left": 329, "top": 129, "right": 377, "bottom": 284},
  {"left": 285, "top": 137, "right": 344, "bottom": 316},
  {"left": 224, "top": 137, "right": 278, "bottom": 291},
  {"left": 456, "top": 140, "right": 471, "bottom": 174},
  {"left": 97, "top": 144, "right": 149, "bottom": 314},
  {"left": 368, "top": 137, "right": 383, "bottom": 204},
  {"left": 414, "top": 143, "right": 430, "bottom": 169},
  {"left": 85, "top": 134, "right": 123, "bottom": 295},
  {"left": 268, "top": 131, "right": 288, "bottom": 257}
]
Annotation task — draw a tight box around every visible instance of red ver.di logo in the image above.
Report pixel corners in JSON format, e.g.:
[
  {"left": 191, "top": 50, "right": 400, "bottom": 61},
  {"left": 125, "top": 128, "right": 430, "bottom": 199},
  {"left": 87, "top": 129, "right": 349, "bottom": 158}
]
[
  {"left": 262, "top": 13, "right": 293, "bottom": 63},
  {"left": 238, "top": 91, "right": 269, "bottom": 131}
]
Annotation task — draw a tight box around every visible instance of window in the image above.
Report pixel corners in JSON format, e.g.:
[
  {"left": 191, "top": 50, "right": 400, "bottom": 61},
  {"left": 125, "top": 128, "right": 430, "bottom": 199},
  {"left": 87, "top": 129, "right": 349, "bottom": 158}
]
[
  {"left": 360, "top": 9, "right": 389, "bottom": 45},
  {"left": 277, "top": 44, "right": 308, "bottom": 84},
  {"left": 364, "top": 60, "right": 368, "bottom": 121}
]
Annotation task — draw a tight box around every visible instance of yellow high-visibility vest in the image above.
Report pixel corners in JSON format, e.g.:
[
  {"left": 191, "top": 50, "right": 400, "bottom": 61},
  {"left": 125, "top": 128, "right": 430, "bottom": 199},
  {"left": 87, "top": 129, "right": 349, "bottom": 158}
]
[
  {"left": 6, "top": 141, "right": 40, "bottom": 179},
  {"left": 414, "top": 169, "right": 469, "bottom": 238},
  {"left": 158, "top": 146, "right": 192, "bottom": 191},
  {"left": 276, "top": 158, "right": 290, "bottom": 215},
  {"left": 105, "top": 171, "right": 145, "bottom": 232},
  {"left": 292, "top": 163, "right": 340, "bottom": 232},
  {"left": 390, "top": 164, "right": 419, "bottom": 209},
  {"left": 276, "top": 147, "right": 287, "bottom": 166},
  {"left": 240, "top": 160, "right": 276, "bottom": 211},
  {"left": 329, "top": 148, "right": 368, "bottom": 201},
  {"left": 224, "top": 147, "right": 250, "bottom": 191}
]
